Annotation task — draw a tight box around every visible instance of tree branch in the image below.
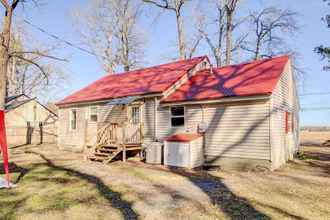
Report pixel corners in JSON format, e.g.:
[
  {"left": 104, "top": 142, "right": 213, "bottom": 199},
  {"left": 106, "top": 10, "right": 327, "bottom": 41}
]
[
  {"left": 0, "top": 0, "right": 9, "bottom": 9},
  {"left": 187, "top": 35, "right": 202, "bottom": 59},
  {"left": 9, "top": 51, "right": 68, "bottom": 62},
  {"left": 143, "top": 0, "right": 175, "bottom": 11},
  {"left": 11, "top": 0, "right": 20, "bottom": 10},
  {"left": 12, "top": 54, "right": 49, "bottom": 84}
]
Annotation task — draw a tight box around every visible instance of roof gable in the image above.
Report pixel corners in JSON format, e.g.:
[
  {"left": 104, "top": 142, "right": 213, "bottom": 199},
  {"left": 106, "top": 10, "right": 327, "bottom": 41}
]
[
  {"left": 161, "top": 56, "right": 290, "bottom": 103},
  {"left": 5, "top": 94, "right": 57, "bottom": 116},
  {"left": 57, "top": 56, "right": 207, "bottom": 106}
]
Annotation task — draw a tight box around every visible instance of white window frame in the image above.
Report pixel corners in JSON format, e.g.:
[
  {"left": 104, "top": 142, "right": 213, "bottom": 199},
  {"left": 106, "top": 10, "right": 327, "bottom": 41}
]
[
  {"left": 130, "top": 105, "right": 141, "bottom": 124},
  {"left": 169, "top": 106, "right": 185, "bottom": 128},
  {"left": 70, "top": 109, "right": 77, "bottom": 131},
  {"left": 89, "top": 106, "right": 98, "bottom": 122}
]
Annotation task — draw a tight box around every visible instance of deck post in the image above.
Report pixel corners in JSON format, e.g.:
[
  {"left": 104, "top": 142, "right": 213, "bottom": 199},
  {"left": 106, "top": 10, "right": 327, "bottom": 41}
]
[
  {"left": 123, "top": 145, "right": 126, "bottom": 162},
  {"left": 140, "top": 122, "right": 144, "bottom": 143}
]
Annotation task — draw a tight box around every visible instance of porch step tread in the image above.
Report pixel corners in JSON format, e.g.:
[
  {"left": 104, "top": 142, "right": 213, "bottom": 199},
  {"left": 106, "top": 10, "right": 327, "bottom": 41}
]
[
  {"left": 94, "top": 152, "right": 113, "bottom": 157},
  {"left": 124, "top": 147, "right": 142, "bottom": 151},
  {"left": 98, "top": 149, "right": 118, "bottom": 153},
  {"left": 102, "top": 145, "right": 120, "bottom": 149}
]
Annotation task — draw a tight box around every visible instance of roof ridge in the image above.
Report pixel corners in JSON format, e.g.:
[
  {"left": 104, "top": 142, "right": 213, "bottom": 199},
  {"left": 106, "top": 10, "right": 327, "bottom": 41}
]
[
  {"left": 56, "top": 55, "right": 209, "bottom": 106},
  {"left": 80, "top": 55, "right": 208, "bottom": 90},
  {"left": 211, "top": 55, "right": 290, "bottom": 71},
  {"left": 106, "top": 55, "right": 208, "bottom": 76}
]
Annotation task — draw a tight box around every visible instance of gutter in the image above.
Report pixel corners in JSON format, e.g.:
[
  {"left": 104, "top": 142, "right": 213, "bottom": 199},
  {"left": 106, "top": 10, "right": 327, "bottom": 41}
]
[
  {"left": 56, "top": 93, "right": 163, "bottom": 108},
  {"left": 160, "top": 94, "right": 271, "bottom": 107}
]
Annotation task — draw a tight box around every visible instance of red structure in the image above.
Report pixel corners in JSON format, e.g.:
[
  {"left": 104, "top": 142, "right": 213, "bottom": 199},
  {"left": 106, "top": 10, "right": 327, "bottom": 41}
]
[{"left": 0, "top": 110, "right": 9, "bottom": 186}]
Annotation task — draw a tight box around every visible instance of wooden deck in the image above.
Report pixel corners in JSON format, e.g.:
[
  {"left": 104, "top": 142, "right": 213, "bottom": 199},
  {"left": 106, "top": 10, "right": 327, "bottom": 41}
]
[{"left": 88, "top": 123, "right": 143, "bottom": 163}]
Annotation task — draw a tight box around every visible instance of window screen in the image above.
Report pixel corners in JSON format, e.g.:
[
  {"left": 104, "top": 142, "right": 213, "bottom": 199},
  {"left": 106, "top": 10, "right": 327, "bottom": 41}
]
[
  {"left": 90, "top": 106, "right": 98, "bottom": 122},
  {"left": 71, "top": 109, "right": 77, "bottom": 130},
  {"left": 131, "top": 106, "right": 140, "bottom": 124},
  {"left": 170, "top": 106, "right": 184, "bottom": 127}
]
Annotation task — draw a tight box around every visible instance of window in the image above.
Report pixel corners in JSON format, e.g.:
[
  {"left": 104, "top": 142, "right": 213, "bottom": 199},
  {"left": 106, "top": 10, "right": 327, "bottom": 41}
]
[
  {"left": 90, "top": 106, "right": 98, "bottom": 122},
  {"left": 170, "top": 106, "right": 185, "bottom": 127},
  {"left": 285, "top": 111, "right": 292, "bottom": 133},
  {"left": 131, "top": 106, "right": 140, "bottom": 124},
  {"left": 70, "top": 109, "right": 77, "bottom": 130}
]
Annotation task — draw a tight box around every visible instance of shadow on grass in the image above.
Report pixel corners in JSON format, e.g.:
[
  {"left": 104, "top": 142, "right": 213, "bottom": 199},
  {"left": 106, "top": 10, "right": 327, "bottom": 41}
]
[
  {"left": 0, "top": 162, "right": 29, "bottom": 184},
  {"left": 168, "top": 168, "right": 271, "bottom": 220},
  {"left": 23, "top": 150, "right": 138, "bottom": 220}
]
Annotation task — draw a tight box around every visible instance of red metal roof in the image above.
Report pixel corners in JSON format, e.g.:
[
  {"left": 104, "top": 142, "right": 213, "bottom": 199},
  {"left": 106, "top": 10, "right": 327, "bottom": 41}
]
[
  {"left": 165, "top": 133, "right": 202, "bottom": 142},
  {"left": 57, "top": 56, "right": 207, "bottom": 105},
  {"left": 162, "top": 56, "right": 289, "bottom": 103}
]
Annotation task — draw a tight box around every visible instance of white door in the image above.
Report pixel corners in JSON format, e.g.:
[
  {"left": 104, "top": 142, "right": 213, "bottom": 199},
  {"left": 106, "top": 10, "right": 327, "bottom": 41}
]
[{"left": 165, "top": 142, "right": 190, "bottom": 167}]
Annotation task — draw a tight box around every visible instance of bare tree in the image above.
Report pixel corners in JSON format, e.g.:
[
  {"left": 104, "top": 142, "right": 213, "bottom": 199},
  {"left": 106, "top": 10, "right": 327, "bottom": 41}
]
[
  {"left": 197, "top": 0, "right": 246, "bottom": 67},
  {"left": 197, "top": 1, "right": 226, "bottom": 67},
  {"left": 224, "top": 0, "right": 239, "bottom": 65},
  {"left": 242, "top": 7, "right": 298, "bottom": 60},
  {"left": 0, "top": 0, "right": 21, "bottom": 110},
  {"left": 7, "top": 29, "right": 69, "bottom": 102},
  {"left": 315, "top": 0, "right": 330, "bottom": 70},
  {"left": 143, "top": 0, "right": 189, "bottom": 60},
  {"left": 74, "top": 0, "right": 146, "bottom": 72},
  {"left": 0, "top": 0, "right": 66, "bottom": 109}
]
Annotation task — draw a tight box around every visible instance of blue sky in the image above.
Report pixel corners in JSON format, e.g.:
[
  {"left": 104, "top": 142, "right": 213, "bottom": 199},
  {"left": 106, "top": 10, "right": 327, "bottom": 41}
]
[{"left": 12, "top": 0, "right": 330, "bottom": 126}]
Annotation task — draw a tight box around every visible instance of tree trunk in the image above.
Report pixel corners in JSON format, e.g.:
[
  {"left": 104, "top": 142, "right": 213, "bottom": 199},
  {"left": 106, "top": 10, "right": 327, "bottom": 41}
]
[
  {"left": 254, "top": 39, "right": 261, "bottom": 60},
  {"left": 7, "top": 56, "right": 17, "bottom": 96},
  {"left": 215, "top": 48, "right": 222, "bottom": 67},
  {"left": 0, "top": 9, "right": 13, "bottom": 110},
  {"left": 176, "top": 11, "right": 186, "bottom": 60},
  {"left": 225, "top": 11, "right": 233, "bottom": 65}
]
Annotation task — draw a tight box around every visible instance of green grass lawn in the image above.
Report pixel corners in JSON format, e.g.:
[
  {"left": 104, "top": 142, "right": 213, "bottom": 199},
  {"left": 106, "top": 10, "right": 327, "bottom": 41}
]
[
  {"left": 0, "top": 144, "right": 329, "bottom": 220},
  {"left": 0, "top": 160, "right": 135, "bottom": 219}
]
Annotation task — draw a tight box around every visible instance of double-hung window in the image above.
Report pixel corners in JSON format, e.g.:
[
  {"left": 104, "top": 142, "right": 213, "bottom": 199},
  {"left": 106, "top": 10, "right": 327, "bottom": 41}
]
[
  {"left": 131, "top": 106, "right": 140, "bottom": 124},
  {"left": 170, "top": 106, "right": 185, "bottom": 127},
  {"left": 90, "top": 106, "right": 98, "bottom": 122},
  {"left": 70, "top": 109, "right": 77, "bottom": 130}
]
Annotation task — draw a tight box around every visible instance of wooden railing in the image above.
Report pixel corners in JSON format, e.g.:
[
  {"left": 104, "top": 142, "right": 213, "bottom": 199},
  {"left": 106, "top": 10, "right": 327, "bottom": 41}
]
[
  {"left": 123, "top": 123, "right": 143, "bottom": 144},
  {"left": 95, "top": 122, "right": 143, "bottom": 146},
  {"left": 96, "top": 123, "right": 118, "bottom": 146}
]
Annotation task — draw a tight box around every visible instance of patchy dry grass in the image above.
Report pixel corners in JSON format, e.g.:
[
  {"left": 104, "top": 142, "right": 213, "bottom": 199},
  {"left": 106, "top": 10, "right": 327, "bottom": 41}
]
[{"left": 1, "top": 141, "right": 330, "bottom": 220}]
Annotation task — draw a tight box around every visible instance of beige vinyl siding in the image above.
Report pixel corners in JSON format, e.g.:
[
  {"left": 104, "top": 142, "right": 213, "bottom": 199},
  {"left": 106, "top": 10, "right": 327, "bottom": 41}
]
[
  {"left": 58, "top": 99, "right": 149, "bottom": 149},
  {"left": 6, "top": 100, "right": 57, "bottom": 146},
  {"left": 270, "top": 60, "right": 299, "bottom": 169},
  {"left": 58, "top": 102, "right": 126, "bottom": 150},
  {"left": 143, "top": 98, "right": 156, "bottom": 144},
  {"left": 99, "top": 104, "right": 127, "bottom": 123},
  {"left": 190, "top": 137, "right": 204, "bottom": 168},
  {"left": 58, "top": 107, "right": 87, "bottom": 151},
  {"left": 158, "top": 100, "right": 271, "bottom": 160}
]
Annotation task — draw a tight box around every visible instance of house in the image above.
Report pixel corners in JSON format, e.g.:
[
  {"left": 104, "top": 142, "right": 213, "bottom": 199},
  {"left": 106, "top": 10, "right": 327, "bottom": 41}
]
[
  {"left": 56, "top": 55, "right": 299, "bottom": 170},
  {"left": 5, "top": 94, "right": 58, "bottom": 146}
]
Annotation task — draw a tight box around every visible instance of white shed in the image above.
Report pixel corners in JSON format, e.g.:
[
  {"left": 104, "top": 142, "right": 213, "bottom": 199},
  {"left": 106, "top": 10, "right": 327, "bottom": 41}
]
[{"left": 164, "top": 133, "right": 204, "bottom": 168}]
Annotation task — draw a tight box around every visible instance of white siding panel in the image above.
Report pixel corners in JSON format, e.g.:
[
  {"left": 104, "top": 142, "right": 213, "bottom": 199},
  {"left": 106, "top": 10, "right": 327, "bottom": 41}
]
[
  {"left": 58, "top": 106, "right": 87, "bottom": 150},
  {"left": 270, "top": 61, "right": 300, "bottom": 169},
  {"left": 157, "top": 100, "right": 271, "bottom": 160},
  {"left": 143, "top": 98, "right": 156, "bottom": 144},
  {"left": 190, "top": 137, "right": 204, "bottom": 168}
]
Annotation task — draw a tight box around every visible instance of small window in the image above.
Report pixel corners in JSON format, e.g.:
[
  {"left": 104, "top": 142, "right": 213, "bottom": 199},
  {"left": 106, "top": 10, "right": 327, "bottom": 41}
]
[
  {"left": 70, "top": 109, "right": 77, "bottom": 130},
  {"left": 131, "top": 106, "right": 140, "bottom": 124},
  {"left": 170, "top": 106, "right": 184, "bottom": 127},
  {"left": 285, "top": 111, "right": 292, "bottom": 133},
  {"left": 90, "top": 106, "right": 98, "bottom": 122}
]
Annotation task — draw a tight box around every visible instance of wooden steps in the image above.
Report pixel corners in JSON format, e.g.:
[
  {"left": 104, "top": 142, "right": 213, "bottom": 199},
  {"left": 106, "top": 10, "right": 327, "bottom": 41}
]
[
  {"left": 88, "top": 143, "right": 143, "bottom": 164},
  {"left": 89, "top": 144, "right": 121, "bottom": 163}
]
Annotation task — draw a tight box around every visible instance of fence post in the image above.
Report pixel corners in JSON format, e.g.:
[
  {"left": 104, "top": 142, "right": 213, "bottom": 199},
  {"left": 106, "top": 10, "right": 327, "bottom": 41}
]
[
  {"left": 26, "top": 122, "right": 32, "bottom": 144},
  {"left": 39, "top": 122, "right": 43, "bottom": 144}
]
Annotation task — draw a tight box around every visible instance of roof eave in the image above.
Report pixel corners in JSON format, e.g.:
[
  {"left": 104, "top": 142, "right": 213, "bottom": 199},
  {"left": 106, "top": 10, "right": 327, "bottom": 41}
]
[
  {"left": 56, "top": 92, "right": 163, "bottom": 108},
  {"left": 160, "top": 94, "right": 271, "bottom": 106}
]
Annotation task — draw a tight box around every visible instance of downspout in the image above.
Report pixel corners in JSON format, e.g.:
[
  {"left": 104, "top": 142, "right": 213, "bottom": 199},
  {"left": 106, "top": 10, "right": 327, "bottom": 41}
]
[
  {"left": 198, "top": 104, "right": 206, "bottom": 165},
  {"left": 154, "top": 97, "right": 158, "bottom": 141}
]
